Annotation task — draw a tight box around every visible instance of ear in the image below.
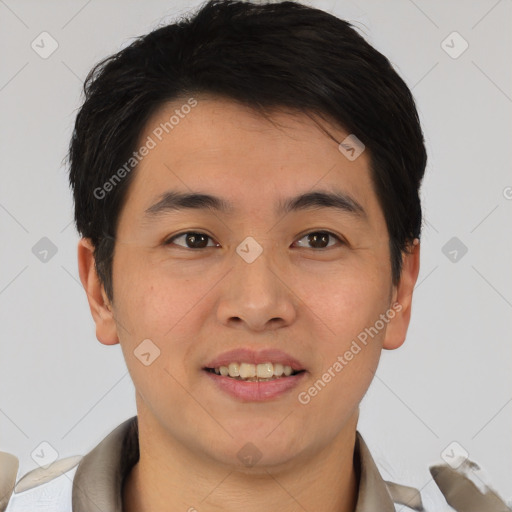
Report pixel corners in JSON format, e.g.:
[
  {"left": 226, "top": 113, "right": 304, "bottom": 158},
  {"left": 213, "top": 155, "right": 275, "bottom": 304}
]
[
  {"left": 77, "top": 238, "right": 119, "bottom": 346},
  {"left": 382, "top": 239, "right": 420, "bottom": 350}
]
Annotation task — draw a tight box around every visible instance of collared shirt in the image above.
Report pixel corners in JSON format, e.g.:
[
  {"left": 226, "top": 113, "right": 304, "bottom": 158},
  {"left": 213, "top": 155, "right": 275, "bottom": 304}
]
[{"left": 4, "top": 416, "right": 423, "bottom": 512}]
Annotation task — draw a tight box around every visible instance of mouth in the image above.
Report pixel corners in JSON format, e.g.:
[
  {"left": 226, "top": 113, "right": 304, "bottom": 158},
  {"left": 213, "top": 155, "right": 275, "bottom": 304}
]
[
  {"left": 203, "top": 363, "right": 305, "bottom": 382},
  {"left": 202, "top": 349, "right": 307, "bottom": 402}
]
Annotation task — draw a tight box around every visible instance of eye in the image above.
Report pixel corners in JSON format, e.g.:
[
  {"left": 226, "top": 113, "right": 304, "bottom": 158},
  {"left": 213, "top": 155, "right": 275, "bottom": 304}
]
[
  {"left": 164, "top": 230, "right": 345, "bottom": 250},
  {"left": 164, "top": 232, "right": 218, "bottom": 249},
  {"left": 293, "top": 231, "right": 344, "bottom": 250}
]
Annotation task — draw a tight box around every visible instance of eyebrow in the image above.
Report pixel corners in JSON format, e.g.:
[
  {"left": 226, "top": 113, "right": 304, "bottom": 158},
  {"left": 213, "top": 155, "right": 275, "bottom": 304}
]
[{"left": 143, "top": 189, "right": 366, "bottom": 219}]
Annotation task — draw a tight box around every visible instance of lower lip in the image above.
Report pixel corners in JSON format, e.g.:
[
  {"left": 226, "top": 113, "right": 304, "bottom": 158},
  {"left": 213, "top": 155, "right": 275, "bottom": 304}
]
[{"left": 203, "top": 370, "right": 307, "bottom": 402}]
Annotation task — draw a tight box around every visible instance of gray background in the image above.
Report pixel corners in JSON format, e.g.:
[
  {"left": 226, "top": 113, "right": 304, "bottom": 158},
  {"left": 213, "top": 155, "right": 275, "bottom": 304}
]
[{"left": 1, "top": 0, "right": 511, "bottom": 507}]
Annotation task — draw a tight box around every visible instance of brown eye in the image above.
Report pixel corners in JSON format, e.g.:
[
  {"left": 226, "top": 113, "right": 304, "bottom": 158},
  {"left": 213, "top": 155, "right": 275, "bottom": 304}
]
[
  {"left": 293, "top": 231, "right": 344, "bottom": 249},
  {"left": 165, "top": 232, "right": 217, "bottom": 249}
]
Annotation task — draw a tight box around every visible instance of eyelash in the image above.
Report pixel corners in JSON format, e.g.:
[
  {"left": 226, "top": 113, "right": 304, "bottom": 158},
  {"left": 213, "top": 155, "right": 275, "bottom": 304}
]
[{"left": 163, "top": 230, "right": 346, "bottom": 250}]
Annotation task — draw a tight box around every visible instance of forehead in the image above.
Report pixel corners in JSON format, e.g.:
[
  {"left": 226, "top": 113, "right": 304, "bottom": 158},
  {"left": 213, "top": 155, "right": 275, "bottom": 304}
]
[{"left": 124, "top": 96, "right": 378, "bottom": 219}]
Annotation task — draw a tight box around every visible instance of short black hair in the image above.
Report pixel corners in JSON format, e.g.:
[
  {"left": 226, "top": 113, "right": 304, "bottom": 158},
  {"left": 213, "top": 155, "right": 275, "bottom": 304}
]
[{"left": 68, "top": 0, "right": 427, "bottom": 303}]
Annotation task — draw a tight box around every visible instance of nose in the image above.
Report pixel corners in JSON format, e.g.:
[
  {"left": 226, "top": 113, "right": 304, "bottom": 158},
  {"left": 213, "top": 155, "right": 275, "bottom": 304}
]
[{"left": 216, "top": 239, "right": 297, "bottom": 332}]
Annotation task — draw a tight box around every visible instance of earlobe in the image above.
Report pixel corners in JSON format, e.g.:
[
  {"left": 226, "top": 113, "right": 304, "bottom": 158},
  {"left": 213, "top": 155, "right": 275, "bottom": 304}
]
[
  {"left": 382, "top": 239, "right": 421, "bottom": 350},
  {"left": 77, "top": 238, "right": 119, "bottom": 346}
]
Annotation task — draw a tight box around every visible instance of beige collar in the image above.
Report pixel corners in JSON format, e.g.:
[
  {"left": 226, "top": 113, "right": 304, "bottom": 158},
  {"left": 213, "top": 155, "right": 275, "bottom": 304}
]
[{"left": 72, "top": 416, "right": 397, "bottom": 512}]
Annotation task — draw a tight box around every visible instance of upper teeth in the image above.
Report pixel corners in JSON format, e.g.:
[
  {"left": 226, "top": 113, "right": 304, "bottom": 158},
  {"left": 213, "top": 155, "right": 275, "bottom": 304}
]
[{"left": 214, "top": 362, "right": 294, "bottom": 379}]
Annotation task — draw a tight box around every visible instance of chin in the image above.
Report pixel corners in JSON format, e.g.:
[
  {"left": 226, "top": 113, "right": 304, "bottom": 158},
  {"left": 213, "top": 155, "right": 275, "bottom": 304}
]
[{"left": 204, "top": 428, "right": 305, "bottom": 469}]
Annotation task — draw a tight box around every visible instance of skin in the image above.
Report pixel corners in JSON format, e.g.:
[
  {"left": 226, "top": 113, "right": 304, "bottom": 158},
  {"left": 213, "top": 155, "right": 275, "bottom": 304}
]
[{"left": 78, "top": 96, "right": 420, "bottom": 512}]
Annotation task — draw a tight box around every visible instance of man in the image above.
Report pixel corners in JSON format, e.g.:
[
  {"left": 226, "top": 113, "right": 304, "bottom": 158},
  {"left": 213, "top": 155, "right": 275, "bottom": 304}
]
[{"left": 1, "top": 1, "right": 509, "bottom": 511}]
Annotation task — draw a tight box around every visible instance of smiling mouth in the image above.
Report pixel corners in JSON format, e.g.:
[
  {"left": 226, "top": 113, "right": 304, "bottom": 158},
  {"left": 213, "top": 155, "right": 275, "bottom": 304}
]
[{"left": 204, "top": 362, "right": 305, "bottom": 382}]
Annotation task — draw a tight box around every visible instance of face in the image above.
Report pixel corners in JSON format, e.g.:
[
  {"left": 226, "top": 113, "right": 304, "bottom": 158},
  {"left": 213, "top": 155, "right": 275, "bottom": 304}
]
[{"left": 81, "top": 96, "right": 418, "bottom": 470}]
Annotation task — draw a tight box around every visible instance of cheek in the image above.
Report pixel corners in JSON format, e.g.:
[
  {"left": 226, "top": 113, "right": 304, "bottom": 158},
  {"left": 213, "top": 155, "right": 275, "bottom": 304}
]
[
  {"left": 112, "top": 253, "right": 209, "bottom": 382},
  {"left": 295, "top": 279, "right": 388, "bottom": 436},
  {"left": 113, "top": 270, "right": 195, "bottom": 412},
  {"left": 112, "top": 248, "right": 188, "bottom": 337},
  {"left": 301, "top": 273, "right": 390, "bottom": 398},
  {"left": 309, "top": 272, "right": 391, "bottom": 345}
]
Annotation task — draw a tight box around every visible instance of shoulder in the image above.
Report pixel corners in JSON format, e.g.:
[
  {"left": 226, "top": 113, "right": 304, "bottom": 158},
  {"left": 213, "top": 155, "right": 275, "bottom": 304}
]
[
  {"left": 1, "top": 452, "right": 82, "bottom": 512},
  {"left": 384, "top": 481, "right": 424, "bottom": 511},
  {"left": 0, "top": 452, "right": 18, "bottom": 512},
  {"left": 2, "top": 416, "right": 138, "bottom": 512}
]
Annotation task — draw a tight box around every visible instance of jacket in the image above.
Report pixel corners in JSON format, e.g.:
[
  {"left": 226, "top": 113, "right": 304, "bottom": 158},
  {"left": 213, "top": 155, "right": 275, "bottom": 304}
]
[{"left": 1, "top": 416, "right": 509, "bottom": 511}]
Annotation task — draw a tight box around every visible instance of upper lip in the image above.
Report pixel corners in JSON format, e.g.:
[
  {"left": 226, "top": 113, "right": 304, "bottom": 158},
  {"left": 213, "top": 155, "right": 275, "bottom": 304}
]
[{"left": 204, "top": 348, "right": 306, "bottom": 372}]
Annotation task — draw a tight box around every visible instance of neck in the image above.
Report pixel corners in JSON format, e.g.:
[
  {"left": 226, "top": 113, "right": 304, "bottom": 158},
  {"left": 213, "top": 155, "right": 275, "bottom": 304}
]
[{"left": 123, "top": 408, "right": 359, "bottom": 512}]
